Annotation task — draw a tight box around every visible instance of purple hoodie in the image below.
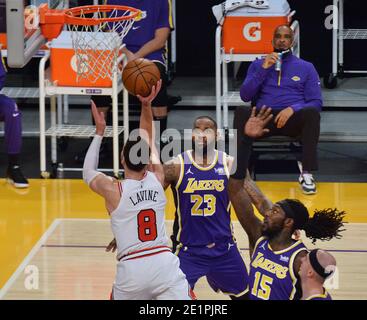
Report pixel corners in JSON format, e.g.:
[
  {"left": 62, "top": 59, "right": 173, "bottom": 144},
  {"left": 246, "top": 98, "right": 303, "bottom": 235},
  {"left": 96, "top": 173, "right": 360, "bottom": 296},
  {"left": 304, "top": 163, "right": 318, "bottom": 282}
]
[
  {"left": 240, "top": 54, "right": 323, "bottom": 112},
  {"left": 0, "top": 51, "right": 6, "bottom": 90}
]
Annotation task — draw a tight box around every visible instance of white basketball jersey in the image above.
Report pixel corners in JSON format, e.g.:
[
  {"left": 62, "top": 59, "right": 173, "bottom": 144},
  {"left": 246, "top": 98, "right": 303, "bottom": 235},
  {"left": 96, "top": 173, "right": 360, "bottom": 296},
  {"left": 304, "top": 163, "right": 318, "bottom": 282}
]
[{"left": 111, "top": 171, "right": 169, "bottom": 260}]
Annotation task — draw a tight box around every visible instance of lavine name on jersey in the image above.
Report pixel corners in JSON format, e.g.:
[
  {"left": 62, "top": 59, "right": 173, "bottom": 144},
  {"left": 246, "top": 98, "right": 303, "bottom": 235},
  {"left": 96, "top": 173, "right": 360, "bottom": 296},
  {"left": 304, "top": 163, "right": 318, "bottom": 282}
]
[{"left": 129, "top": 190, "right": 159, "bottom": 206}]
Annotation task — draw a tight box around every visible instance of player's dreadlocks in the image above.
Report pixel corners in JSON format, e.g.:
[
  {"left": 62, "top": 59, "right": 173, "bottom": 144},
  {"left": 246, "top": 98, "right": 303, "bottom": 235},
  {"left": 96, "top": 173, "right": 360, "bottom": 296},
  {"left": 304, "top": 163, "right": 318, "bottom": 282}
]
[
  {"left": 304, "top": 208, "right": 346, "bottom": 244},
  {"left": 277, "top": 199, "right": 346, "bottom": 244}
]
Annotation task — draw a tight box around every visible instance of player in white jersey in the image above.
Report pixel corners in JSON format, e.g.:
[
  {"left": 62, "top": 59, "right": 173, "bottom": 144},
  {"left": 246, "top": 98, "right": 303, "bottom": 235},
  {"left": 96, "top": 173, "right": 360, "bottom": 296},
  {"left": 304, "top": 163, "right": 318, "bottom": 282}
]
[{"left": 82, "top": 80, "right": 192, "bottom": 300}]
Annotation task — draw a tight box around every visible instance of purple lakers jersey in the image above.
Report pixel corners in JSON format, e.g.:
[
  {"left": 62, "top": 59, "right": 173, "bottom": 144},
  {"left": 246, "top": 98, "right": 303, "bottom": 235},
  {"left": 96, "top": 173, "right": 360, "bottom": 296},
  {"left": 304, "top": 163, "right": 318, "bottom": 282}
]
[
  {"left": 174, "top": 150, "right": 234, "bottom": 252},
  {"left": 249, "top": 236, "right": 307, "bottom": 300}
]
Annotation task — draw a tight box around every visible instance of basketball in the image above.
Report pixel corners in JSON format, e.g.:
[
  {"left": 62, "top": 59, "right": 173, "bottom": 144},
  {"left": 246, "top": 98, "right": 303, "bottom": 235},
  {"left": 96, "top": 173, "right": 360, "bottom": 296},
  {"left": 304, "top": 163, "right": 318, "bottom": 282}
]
[{"left": 122, "top": 58, "right": 161, "bottom": 97}]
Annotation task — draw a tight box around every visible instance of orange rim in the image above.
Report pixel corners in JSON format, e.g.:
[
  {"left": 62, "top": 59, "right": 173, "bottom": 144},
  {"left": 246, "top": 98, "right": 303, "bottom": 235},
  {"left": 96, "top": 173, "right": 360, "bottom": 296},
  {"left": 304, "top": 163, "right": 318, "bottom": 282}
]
[{"left": 64, "top": 5, "right": 141, "bottom": 26}]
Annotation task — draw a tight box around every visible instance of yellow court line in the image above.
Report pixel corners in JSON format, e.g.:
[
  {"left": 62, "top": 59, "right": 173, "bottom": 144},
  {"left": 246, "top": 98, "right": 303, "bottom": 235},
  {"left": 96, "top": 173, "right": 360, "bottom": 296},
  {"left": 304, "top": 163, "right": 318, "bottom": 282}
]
[{"left": 0, "top": 179, "right": 366, "bottom": 290}]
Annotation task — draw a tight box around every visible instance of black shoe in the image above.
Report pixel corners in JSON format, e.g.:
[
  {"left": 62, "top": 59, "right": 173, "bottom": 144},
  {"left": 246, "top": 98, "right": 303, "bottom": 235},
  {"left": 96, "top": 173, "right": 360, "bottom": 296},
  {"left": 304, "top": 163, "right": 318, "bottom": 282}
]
[{"left": 6, "top": 165, "right": 29, "bottom": 188}]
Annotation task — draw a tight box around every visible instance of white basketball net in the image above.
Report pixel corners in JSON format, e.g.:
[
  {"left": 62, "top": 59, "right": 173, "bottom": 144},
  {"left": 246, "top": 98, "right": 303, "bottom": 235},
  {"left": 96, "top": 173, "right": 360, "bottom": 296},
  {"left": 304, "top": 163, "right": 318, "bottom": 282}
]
[{"left": 66, "top": 7, "right": 139, "bottom": 84}]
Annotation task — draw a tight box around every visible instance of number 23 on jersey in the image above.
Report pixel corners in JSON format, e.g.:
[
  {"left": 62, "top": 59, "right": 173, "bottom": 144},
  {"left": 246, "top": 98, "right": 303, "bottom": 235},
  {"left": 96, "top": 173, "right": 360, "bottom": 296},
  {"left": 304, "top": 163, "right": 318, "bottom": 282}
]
[{"left": 190, "top": 194, "right": 217, "bottom": 216}]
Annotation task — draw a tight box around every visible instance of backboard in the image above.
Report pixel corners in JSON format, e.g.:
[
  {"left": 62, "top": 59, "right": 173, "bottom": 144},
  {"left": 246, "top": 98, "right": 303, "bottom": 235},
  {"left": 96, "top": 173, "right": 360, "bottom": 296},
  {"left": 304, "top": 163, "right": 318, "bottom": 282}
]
[{"left": 4, "top": 0, "right": 68, "bottom": 68}]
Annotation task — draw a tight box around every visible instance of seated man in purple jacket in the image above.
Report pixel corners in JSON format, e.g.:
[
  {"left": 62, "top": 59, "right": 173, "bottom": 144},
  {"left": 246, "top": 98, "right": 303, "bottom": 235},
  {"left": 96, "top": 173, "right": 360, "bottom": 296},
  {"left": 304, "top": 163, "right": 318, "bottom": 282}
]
[
  {"left": 237, "top": 24, "right": 322, "bottom": 194},
  {"left": 0, "top": 51, "right": 28, "bottom": 188}
]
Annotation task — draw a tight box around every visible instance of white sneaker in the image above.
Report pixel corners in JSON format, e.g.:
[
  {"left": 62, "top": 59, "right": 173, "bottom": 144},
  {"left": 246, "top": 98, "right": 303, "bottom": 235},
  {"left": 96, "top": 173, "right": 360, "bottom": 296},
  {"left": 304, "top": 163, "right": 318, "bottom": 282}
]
[{"left": 299, "top": 173, "right": 316, "bottom": 195}]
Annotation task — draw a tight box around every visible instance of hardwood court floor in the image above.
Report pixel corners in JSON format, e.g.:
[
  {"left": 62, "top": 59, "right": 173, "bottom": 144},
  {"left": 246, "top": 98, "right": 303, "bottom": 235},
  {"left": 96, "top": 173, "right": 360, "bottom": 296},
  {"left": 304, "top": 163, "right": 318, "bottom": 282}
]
[{"left": 0, "top": 179, "right": 366, "bottom": 300}]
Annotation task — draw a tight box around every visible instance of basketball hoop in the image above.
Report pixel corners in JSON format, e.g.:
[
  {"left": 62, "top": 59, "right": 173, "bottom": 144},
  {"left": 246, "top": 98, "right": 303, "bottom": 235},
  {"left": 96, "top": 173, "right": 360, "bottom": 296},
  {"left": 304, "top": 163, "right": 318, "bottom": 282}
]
[{"left": 40, "top": 4, "right": 143, "bottom": 83}]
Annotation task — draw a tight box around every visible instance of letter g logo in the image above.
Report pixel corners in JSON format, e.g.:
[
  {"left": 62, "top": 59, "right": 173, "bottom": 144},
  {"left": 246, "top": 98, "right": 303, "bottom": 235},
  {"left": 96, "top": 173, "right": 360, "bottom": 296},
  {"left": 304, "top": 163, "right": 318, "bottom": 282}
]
[{"left": 243, "top": 22, "right": 261, "bottom": 42}]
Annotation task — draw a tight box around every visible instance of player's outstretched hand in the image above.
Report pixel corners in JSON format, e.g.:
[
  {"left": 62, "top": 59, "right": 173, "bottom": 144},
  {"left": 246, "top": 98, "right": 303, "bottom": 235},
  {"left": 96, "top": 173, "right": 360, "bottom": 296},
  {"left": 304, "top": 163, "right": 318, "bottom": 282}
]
[
  {"left": 91, "top": 100, "right": 106, "bottom": 136},
  {"left": 137, "top": 80, "right": 162, "bottom": 106},
  {"left": 106, "top": 238, "right": 117, "bottom": 253},
  {"left": 244, "top": 106, "right": 273, "bottom": 138}
]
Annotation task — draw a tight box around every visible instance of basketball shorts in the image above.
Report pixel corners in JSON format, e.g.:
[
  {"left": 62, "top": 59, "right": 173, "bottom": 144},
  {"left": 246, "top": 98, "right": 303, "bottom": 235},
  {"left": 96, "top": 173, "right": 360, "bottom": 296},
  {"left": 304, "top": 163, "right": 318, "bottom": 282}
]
[
  {"left": 91, "top": 61, "right": 168, "bottom": 109},
  {"left": 177, "top": 243, "right": 250, "bottom": 297},
  {"left": 112, "top": 251, "right": 192, "bottom": 300}
]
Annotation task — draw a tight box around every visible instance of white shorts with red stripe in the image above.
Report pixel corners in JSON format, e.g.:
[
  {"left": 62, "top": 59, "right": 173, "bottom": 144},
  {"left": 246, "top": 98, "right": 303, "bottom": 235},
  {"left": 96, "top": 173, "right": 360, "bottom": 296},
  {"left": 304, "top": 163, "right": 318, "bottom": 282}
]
[{"left": 112, "top": 248, "right": 192, "bottom": 300}]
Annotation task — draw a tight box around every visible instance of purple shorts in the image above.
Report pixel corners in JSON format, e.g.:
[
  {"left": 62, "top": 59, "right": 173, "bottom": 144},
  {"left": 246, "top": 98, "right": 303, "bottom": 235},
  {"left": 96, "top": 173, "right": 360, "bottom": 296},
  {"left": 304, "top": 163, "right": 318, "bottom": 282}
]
[{"left": 177, "top": 243, "right": 249, "bottom": 296}]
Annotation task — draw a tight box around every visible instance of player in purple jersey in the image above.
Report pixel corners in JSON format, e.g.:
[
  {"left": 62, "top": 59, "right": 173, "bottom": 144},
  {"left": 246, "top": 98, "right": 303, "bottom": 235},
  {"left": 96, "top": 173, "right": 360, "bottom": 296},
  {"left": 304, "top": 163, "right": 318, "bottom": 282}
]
[
  {"left": 163, "top": 116, "right": 250, "bottom": 300},
  {"left": 0, "top": 51, "right": 28, "bottom": 188},
  {"left": 299, "top": 249, "right": 335, "bottom": 300},
  {"left": 227, "top": 106, "right": 346, "bottom": 300}
]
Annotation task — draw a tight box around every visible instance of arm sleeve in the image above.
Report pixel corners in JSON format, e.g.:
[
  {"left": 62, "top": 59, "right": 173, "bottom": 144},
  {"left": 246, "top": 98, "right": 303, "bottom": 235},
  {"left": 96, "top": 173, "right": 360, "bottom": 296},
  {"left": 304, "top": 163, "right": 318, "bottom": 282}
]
[
  {"left": 82, "top": 135, "right": 104, "bottom": 186},
  {"left": 290, "top": 63, "right": 323, "bottom": 112},
  {"left": 240, "top": 60, "right": 271, "bottom": 103},
  {"left": 156, "top": 0, "right": 171, "bottom": 29}
]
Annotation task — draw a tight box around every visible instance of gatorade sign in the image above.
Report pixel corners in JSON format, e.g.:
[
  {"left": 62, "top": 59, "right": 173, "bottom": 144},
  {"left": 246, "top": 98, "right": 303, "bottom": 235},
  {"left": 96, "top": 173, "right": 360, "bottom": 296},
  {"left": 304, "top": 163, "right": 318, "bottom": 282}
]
[
  {"left": 222, "top": 17, "right": 288, "bottom": 54},
  {"left": 243, "top": 22, "right": 261, "bottom": 42}
]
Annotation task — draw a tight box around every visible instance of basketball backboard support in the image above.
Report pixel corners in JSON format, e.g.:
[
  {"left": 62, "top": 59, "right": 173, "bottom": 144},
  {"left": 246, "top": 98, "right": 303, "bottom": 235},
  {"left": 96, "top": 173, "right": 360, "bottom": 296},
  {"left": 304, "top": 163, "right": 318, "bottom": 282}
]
[{"left": 5, "top": 0, "right": 68, "bottom": 68}]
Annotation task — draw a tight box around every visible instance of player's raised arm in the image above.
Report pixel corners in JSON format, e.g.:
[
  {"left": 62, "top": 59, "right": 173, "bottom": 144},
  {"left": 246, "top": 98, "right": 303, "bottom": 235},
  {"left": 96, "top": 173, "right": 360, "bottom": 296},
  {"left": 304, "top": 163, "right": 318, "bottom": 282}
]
[
  {"left": 137, "top": 80, "right": 164, "bottom": 185},
  {"left": 243, "top": 173, "right": 273, "bottom": 217},
  {"left": 83, "top": 101, "right": 119, "bottom": 207},
  {"left": 227, "top": 107, "right": 272, "bottom": 253},
  {"left": 228, "top": 177, "right": 263, "bottom": 254},
  {"left": 227, "top": 154, "right": 272, "bottom": 217}
]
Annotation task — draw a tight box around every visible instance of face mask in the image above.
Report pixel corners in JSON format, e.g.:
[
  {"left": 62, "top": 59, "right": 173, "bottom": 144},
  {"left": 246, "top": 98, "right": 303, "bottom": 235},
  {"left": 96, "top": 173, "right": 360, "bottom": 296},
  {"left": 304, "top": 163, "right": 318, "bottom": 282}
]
[{"left": 273, "top": 48, "right": 292, "bottom": 58}]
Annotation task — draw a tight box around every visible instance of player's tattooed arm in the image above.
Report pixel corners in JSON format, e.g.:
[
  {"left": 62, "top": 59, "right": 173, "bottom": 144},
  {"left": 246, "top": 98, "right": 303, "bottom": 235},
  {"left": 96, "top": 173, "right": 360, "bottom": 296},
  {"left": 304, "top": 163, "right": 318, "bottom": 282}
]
[
  {"left": 243, "top": 172, "right": 273, "bottom": 217},
  {"left": 227, "top": 154, "right": 263, "bottom": 249},
  {"left": 163, "top": 157, "right": 180, "bottom": 190},
  {"left": 228, "top": 177, "right": 263, "bottom": 252},
  {"left": 227, "top": 154, "right": 272, "bottom": 216}
]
